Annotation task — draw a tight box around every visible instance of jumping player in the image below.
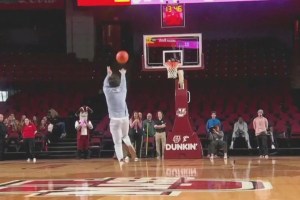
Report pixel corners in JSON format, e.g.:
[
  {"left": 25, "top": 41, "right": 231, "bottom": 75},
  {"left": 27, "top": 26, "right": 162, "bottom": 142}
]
[{"left": 103, "top": 66, "right": 137, "bottom": 165}]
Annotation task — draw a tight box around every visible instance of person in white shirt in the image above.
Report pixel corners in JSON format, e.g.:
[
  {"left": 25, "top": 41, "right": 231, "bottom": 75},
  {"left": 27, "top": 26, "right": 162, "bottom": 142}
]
[{"left": 230, "top": 117, "right": 251, "bottom": 149}]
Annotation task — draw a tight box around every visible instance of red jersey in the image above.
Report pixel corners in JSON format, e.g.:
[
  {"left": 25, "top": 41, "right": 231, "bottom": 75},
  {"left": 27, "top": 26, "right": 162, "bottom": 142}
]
[{"left": 22, "top": 123, "right": 37, "bottom": 139}]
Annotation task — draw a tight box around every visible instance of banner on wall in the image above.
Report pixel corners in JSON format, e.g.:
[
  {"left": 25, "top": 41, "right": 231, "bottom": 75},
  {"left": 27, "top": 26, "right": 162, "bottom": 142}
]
[{"left": 0, "top": 0, "right": 65, "bottom": 10}]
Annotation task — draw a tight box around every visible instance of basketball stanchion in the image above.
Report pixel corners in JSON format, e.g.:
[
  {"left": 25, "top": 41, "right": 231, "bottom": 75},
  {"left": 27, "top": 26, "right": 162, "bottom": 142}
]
[{"left": 164, "top": 59, "right": 203, "bottom": 159}]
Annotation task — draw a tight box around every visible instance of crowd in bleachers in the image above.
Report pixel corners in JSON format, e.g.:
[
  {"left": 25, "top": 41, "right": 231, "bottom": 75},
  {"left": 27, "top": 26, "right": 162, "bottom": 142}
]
[{"left": 0, "top": 109, "right": 68, "bottom": 154}]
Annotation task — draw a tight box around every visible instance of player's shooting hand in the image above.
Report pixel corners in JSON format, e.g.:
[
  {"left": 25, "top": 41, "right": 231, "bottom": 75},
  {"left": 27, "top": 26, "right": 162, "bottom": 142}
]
[
  {"left": 107, "top": 66, "right": 112, "bottom": 76},
  {"left": 119, "top": 68, "right": 126, "bottom": 75}
]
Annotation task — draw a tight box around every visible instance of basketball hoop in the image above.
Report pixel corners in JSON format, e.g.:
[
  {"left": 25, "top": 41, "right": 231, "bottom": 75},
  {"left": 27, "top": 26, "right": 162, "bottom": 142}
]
[{"left": 165, "top": 61, "right": 180, "bottom": 79}]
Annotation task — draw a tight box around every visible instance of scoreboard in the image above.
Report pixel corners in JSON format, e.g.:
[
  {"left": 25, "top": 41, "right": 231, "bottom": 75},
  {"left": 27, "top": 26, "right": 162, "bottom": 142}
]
[
  {"left": 161, "top": 4, "right": 185, "bottom": 28},
  {"left": 77, "top": 0, "right": 131, "bottom": 6},
  {"left": 77, "top": 0, "right": 267, "bottom": 6}
]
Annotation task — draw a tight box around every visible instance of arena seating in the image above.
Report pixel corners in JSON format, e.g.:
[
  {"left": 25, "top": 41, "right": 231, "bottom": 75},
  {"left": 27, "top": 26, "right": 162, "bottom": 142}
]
[
  {"left": 0, "top": 87, "right": 95, "bottom": 119},
  {"left": 0, "top": 37, "right": 298, "bottom": 157},
  {"left": 97, "top": 81, "right": 298, "bottom": 132}
]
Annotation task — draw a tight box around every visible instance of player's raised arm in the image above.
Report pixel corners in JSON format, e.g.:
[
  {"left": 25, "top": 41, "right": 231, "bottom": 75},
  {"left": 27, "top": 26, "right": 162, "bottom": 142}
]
[
  {"left": 103, "top": 66, "right": 112, "bottom": 88},
  {"left": 119, "top": 68, "right": 127, "bottom": 89}
]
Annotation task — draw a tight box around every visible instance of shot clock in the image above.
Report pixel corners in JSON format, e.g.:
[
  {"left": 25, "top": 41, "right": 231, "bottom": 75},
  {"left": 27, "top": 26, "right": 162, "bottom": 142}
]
[{"left": 161, "top": 3, "right": 185, "bottom": 28}]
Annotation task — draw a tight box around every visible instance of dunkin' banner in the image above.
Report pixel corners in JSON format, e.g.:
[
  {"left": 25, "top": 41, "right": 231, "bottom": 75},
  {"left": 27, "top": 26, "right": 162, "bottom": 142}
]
[{"left": 0, "top": 0, "right": 64, "bottom": 10}]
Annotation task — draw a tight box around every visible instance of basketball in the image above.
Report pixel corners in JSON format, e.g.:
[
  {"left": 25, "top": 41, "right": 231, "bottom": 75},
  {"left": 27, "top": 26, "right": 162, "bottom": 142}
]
[{"left": 116, "top": 51, "right": 129, "bottom": 64}]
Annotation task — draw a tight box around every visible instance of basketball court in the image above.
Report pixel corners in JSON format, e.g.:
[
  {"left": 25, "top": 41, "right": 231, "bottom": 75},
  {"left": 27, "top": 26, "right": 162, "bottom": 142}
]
[
  {"left": 0, "top": 157, "right": 299, "bottom": 199},
  {"left": 0, "top": 0, "right": 298, "bottom": 200}
]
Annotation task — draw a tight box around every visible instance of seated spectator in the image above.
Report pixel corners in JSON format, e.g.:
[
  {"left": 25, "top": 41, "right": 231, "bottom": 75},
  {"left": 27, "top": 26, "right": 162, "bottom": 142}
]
[
  {"left": 6, "top": 114, "right": 21, "bottom": 146},
  {"left": 206, "top": 111, "right": 221, "bottom": 135},
  {"left": 19, "top": 115, "right": 26, "bottom": 128},
  {"left": 37, "top": 118, "right": 50, "bottom": 151},
  {"left": 208, "top": 125, "right": 228, "bottom": 160},
  {"left": 230, "top": 117, "right": 251, "bottom": 149},
  {"left": 32, "top": 116, "right": 39, "bottom": 127},
  {"left": 47, "top": 108, "right": 67, "bottom": 141}
]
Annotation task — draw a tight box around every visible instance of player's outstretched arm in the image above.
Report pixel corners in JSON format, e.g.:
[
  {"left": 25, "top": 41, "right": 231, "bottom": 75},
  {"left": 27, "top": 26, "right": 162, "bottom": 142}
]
[
  {"left": 103, "top": 66, "right": 112, "bottom": 88},
  {"left": 119, "top": 68, "right": 127, "bottom": 89},
  {"left": 107, "top": 66, "right": 112, "bottom": 76}
]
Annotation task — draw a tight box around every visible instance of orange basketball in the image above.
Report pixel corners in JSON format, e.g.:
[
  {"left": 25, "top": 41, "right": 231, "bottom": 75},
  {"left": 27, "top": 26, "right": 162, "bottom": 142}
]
[{"left": 116, "top": 50, "right": 129, "bottom": 64}]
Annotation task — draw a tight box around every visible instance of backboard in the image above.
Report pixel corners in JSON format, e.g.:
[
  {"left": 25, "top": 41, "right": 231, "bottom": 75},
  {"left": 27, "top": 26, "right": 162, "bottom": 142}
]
[{"left": 142, "top": 33, "right": 204, "bottom": 71}]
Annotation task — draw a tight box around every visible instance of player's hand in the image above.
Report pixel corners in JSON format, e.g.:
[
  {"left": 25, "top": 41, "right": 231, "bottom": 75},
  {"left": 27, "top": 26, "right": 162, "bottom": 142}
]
[
  {"left": 107, "top": 66, "right": 112, "bottom": 76},
  {"left": 119, "top": 68, "right": 126, "bottom": 75}
]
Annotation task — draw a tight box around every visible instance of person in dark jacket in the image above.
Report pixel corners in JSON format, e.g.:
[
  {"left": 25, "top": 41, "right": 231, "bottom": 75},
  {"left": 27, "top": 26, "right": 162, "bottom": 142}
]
[
  {"left": 208, "top": 125, "right": 228, "bottom": 160},
  {"left": 0, "top": 114, "right": 8, "bottom": 161}
]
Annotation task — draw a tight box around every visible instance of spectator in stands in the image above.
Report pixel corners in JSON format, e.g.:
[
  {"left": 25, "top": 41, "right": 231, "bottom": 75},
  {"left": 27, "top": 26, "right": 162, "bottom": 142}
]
[
  {"left": 0, "top": 114, "right": 8, "bottom": 161},
  {"left": 41, "top": 116, "right": 52, "bottom": 138},
  {"left": 47, "top": 108, "right": 67, "bottom": 140},
  {"left": 230, "top": 117, "right": 252, "bottom": 149},
  {"left": 142, "top": 113, "right": 156, "bottom": 157},
  {"left": 206, "top": 111, "right": 221, "bottom": 135},
  {"left": 22, "top": 118, "right": 37, "bottom": 163},
  {"left": 20, "top": 115, "right": 26, "bottom": 127},
  {"left": 208, "top": 125, "right": 228, "bottom": 160},
  {"left": 154, "top": 111, "right": 166, "bottom": 160},
  {"left": 253, "top": 109, "right": 269, "bottom": 159},
  {"left": 3, "top": 118, "right": 8, "bottom": 126},
  {"left": 38, "top": 118, "right": 49, "bottom": 151},
  {"left": 7, "top": 114, "right": 20, "bottom": 146},
  {"left": 138, "top": 112, "right": 143, "bottom": 121},
  {"left": 129, "top": 111, "right": 143, "bottom": 158},
  {"left": 32, "top": 116, "right": 39, "bottom": 127}
]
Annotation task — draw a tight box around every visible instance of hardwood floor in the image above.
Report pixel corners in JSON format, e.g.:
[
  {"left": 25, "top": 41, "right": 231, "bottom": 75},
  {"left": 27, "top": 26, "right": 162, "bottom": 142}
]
[{"left": 0, "top": 157, "right": 299, "bottom": 200}]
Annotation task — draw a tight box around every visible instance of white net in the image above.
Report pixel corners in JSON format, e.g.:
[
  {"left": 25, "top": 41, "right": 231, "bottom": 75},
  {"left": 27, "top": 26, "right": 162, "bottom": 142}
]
[{"left": 165, "top": 61, "right": 179, "bottom": 79}]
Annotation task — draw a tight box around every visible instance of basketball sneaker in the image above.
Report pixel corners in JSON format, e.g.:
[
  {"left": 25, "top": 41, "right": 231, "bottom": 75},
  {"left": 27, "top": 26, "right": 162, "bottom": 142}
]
[
  {"left": 127, "top": 145, "right": 137, "bottom": 161},
  {"left": 33, "top": 158, "right": 36, "bottom": 163},
  {"left": 124, "top": 156, "right": 129, "bottom": 163},
  {"left": 224, "top": 153, "right": 228, "bottom": 159},
  {"left": 27, "top": 158, "right": 31, "bottom": 163},
  {"left": 119, "top": 159, "right": 125, "bottom": 171}
]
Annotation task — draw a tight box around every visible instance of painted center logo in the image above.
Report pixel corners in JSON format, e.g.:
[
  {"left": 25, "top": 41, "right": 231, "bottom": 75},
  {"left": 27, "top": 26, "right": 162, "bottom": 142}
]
[{"left": 0, "top": 177, "right": 272, "bottom": 197}]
